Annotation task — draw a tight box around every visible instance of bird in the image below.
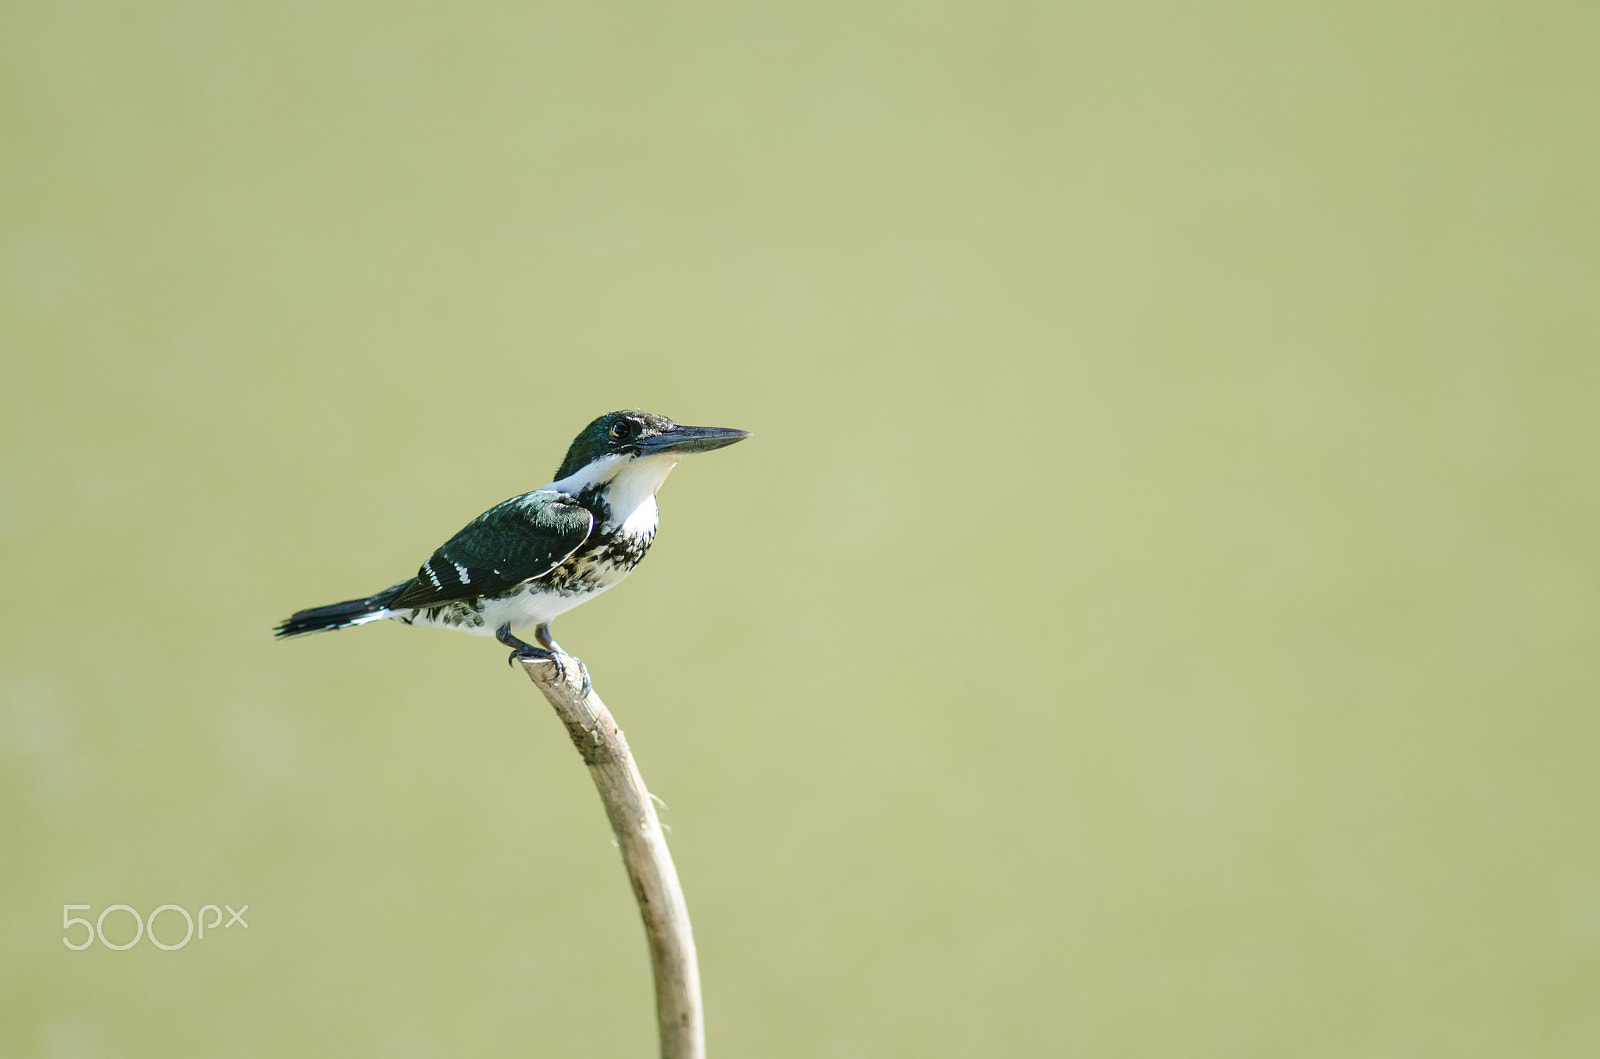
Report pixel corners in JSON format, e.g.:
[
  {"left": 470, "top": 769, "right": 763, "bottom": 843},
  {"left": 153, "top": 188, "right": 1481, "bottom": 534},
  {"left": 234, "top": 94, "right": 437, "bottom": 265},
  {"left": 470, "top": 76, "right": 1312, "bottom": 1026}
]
[{"left": 275, "top": 409, "right": 749, "bottom": 687}]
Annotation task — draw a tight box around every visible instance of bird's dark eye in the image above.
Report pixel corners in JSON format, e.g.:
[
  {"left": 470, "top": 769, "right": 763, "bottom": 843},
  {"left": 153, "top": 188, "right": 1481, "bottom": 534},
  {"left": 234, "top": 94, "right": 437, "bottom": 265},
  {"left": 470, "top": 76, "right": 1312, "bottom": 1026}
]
[{"left": 608, "top": 419, "right": 637, "bottom": 441}]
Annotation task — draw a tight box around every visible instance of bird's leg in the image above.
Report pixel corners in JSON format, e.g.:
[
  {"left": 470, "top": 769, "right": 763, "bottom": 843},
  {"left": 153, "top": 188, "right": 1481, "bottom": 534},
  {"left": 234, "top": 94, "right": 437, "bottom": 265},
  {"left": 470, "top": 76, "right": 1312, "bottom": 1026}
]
[
  {"left": 498, "top": 623, "right": 589, "bottom": 694},
  {"left": 532, "top": 622, "right": 564, "bottom": 653},
  {"left": 497, "top": 623, "right": 556, "bottom": 670},
  {"left": 534, "top": 623, "right": 591, "bottom": 697}
]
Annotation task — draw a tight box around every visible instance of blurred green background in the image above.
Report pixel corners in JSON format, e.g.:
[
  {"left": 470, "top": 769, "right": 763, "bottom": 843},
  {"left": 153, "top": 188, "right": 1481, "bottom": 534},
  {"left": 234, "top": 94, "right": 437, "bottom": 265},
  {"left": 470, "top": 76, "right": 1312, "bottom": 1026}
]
[{"left": 3, "top": 1, "right": 1598, "bottom": 1055}]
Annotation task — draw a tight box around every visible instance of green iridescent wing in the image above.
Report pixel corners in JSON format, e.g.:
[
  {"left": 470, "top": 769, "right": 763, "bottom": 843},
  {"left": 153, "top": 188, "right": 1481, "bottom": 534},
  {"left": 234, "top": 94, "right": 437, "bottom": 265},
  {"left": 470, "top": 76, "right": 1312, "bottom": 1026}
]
[{"left": 390, "top": 491, "right": 594, "bottom": 608}]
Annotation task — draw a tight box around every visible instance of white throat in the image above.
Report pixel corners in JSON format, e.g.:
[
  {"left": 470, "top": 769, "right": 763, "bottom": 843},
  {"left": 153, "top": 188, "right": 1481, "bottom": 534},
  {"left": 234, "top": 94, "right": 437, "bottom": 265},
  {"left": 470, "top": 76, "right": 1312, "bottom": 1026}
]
[{"left": 551, "top": 453, "right": 680, "bottom": 527}]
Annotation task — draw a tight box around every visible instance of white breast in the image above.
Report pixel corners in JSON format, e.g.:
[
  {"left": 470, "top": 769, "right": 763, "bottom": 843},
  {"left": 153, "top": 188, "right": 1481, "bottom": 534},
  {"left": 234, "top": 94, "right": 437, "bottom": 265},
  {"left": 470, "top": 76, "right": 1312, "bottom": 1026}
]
[{"left": 619, "top": 494, "right": 659, "bottom": 541}]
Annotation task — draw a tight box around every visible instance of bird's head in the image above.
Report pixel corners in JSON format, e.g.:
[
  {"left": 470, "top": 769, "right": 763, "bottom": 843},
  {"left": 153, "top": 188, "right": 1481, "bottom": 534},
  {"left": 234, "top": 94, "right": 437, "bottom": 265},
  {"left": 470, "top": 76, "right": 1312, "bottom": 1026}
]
[{"left": 553, "top": 409, "right": 750, "bottom": 496}]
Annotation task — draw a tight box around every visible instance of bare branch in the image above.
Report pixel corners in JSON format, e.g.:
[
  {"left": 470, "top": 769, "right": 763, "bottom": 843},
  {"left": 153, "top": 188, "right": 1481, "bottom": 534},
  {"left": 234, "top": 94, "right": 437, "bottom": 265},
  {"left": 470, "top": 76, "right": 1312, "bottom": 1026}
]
[{"left": 515, "top": 654, "right": 704, "bottom": 1059}]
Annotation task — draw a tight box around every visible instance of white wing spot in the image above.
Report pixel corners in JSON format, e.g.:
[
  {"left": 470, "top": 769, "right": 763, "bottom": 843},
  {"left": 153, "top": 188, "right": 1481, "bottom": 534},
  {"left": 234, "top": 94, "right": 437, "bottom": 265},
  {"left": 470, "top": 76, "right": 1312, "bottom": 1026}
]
[
  {"left": 424, "top": 559, "right": 443, "bottom": 589},
  {"left": 454, "top": 562, "right": 470, "bottom": 585}
]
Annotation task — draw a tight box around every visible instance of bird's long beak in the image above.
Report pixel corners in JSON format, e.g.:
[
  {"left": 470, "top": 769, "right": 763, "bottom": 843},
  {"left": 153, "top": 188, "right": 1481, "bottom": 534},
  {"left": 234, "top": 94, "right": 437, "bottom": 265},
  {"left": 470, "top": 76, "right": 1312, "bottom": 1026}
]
[{"left": 637, "top": 425, "right": 751, "bottom": 456}]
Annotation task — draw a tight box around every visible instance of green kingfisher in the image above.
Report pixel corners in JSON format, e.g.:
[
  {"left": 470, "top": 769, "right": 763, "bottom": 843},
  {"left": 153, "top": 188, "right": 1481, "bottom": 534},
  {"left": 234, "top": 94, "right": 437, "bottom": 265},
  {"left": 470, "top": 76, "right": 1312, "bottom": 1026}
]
[{"left": 275, "top": 409, "right": 749, "bottom": 684}]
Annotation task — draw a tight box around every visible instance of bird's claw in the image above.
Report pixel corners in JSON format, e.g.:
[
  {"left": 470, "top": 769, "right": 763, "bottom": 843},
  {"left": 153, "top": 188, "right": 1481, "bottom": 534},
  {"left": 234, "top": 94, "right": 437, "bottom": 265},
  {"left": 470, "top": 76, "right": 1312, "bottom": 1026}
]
[
  {"left": 544, "top": 650, "right": 592, "bottom": 695},
  {"left": 498, "top": 624, "right": 589, "bottom": 693},
  {"left": 505, "top": 644, "right": 555, "bottom": 669}
]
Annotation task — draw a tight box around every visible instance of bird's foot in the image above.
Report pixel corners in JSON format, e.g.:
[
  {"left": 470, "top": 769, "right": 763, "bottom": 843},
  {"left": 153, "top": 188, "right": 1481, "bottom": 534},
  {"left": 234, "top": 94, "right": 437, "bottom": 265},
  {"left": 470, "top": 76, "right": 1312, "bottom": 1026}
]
[
  {"left": 496, "top": 623, "right": 556, "bottom": 670},
  {"left": 534, "top": 624, "right": 592, "bottom": 696},
  {"left": 497, "top": 624, "right": 590, "bottom": 694}
]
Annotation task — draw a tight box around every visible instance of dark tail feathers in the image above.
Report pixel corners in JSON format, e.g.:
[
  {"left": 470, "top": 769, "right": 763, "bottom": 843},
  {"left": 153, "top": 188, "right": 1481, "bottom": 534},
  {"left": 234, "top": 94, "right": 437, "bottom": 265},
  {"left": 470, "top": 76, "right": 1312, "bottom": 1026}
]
[{"left": 274, "top": 582, "right": 411, "bottom": 638}]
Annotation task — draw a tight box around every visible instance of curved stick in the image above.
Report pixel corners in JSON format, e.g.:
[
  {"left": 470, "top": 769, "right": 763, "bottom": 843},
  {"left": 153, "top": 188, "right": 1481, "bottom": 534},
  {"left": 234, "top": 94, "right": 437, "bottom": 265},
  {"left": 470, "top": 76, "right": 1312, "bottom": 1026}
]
[{"left": 514, "top": 653, "right": 704, "bottom": 1059}]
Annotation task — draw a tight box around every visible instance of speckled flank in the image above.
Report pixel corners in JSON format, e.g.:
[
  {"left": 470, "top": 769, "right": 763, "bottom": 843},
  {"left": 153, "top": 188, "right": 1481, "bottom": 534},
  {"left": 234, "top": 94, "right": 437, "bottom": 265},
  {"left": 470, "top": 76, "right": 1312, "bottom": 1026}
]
[{"left": 397, "top": 494, "right": 658, "bottom": 636}]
